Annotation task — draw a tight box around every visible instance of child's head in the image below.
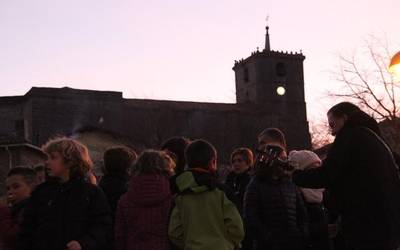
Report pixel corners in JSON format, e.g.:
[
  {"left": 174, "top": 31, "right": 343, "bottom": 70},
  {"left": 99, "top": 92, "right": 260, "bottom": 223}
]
[
  {"left": 288, "top": 150, "right": 322, "bottom": 170},
  {"left": 185, "top": 139, "right": 217, "bottom": 171},
  {"left": 132, "top": 150, "right": 175, "bottom": 176},
  {"left": 257, "top": 128, "right": 287, "bottom": 159},
  {"left": 103, "top": 146, "right": 137, "bottom": 176},
  {"left": 6, "top": 167, "right": 37, "bottom": 206},
  {"left": 161, "top": 136, "right": 190, "bottom": 175},
  {"left": 33, "top": 165, "right": 46, "bottom": 184},
  {"left": 230, "top": 147, "right": 254, "bottom": 174},
  {"left": 42, "top": 137, "right": 93, "bottom": 182}
]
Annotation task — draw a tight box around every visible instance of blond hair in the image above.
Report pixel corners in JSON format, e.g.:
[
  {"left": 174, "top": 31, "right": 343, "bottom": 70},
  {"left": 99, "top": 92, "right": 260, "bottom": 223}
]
[
  {"left": 132, "top": 150, "right": 175, "bottom": 176},
  {"left": 42, "top": 137, "right": 93, "bottom": 179}
]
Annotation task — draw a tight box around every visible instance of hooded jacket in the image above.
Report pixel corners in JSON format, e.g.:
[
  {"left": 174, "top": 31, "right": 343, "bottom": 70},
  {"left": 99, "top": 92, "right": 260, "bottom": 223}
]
[
  {"left": 168, "top": 169, "right": 244, "bottom": 250},
  {"left": 115, "top": 173, "right": 172, "bottom": 250}
]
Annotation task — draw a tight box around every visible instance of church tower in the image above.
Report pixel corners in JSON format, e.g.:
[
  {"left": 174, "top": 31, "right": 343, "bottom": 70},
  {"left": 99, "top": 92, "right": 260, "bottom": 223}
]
[
  {"left": 233, "top": 26, "right": 311, "bottom": 150},
  {"left": 233, "top": 26, "right": 306, "bottom": 105}
]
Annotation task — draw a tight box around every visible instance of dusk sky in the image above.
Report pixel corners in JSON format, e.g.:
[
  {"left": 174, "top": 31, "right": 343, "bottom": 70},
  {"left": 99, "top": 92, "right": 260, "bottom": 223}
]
[{"left": 1, "top": 0, "right": 399, "bottom": 122}]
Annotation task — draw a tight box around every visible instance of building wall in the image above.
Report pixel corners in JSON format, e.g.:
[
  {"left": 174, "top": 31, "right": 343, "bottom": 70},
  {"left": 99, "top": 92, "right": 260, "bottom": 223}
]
[
  {"left": 0, "top": 146, "right": 46, "bottom": 195},
  {"left": 0, "top": 97, "right": 24, "bottom": 137},
  {"left": 0, "top": 87, "right": 310, "bottom": 165}
]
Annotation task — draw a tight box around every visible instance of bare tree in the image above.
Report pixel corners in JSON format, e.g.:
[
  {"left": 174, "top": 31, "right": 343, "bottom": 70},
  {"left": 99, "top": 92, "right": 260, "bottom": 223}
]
[
  {"left": 309, "top": 120, "right": 333, "bottom": 150},
  {"left": 330, "top": 35, "right": 400, "bottom": 152},
  {"left": 331, "top": 35, "right": 400, "bottom": 121}
]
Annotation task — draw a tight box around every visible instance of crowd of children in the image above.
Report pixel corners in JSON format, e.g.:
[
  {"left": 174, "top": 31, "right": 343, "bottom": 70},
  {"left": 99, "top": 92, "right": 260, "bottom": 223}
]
[
  {"left": 0, "top": 132, "right": 329, "bottom": 250},
  {"left": 1, "top": 102, "right": 400, "bottom": 250}
]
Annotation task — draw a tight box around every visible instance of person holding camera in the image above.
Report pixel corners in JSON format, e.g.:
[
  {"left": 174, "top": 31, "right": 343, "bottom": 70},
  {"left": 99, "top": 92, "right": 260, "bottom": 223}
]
[
  {"left": 292, "top": 102, "right": 400, "bottom": 250},
  {"left": 244, "top": 128, "right": 308, "bottom": 250}
]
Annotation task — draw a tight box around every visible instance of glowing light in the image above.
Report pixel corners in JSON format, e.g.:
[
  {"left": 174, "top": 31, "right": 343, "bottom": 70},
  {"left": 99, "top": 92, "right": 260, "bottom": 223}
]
[
  {"left": 389, "top": 51, "right": 400, "bottom": 78},
  {"left": 277, "top": 86, "right": 286, "bottom": 96}
]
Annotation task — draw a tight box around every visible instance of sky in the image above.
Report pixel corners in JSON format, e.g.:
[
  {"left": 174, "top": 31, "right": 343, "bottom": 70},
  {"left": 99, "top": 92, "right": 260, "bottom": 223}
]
[{"left": 1, "top": 0, "right": 399, "bottom": 123}]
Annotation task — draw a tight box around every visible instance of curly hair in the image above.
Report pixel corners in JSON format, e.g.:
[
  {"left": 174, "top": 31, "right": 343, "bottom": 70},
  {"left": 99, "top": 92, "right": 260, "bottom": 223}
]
[
  {"left": 42, "top": 137, "right": 93, "bottom": 179},
  {"left": 132, "top": 150, "right": 175, "bottom": 176}
]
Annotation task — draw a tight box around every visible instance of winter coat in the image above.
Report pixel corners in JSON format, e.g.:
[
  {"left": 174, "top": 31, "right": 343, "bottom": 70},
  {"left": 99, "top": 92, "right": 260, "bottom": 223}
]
[
  {"left": 99, "top": 173, "right": 130, "bottom": 219},
  {"left": 244, "top": 176, "right": 308, "bottom": 250},
  {"left": 168, "top": 169, "right": 244, "bottom": 250},
  {"left": 225, "top": 171, "right": 252, "bottom": 250},
  {"left": 17, "top": 178, "right": 112, "bottom": 250},
  {"left": 301, "top": 190, "right": 331, "bottom": 250},
  {"left": 224, "top": 170, "right": 251, "bottom": 215},
  {"left": 0, "top": 199, "right": 29, "bottom": 250},
  {"left": 293, "top": 112, "right": 400, "bottom": 246},
  {"left": 114, "top": 173, "right": 172, "bottom": 250},
  {"left": 303, "top": 202, "right": 332, "bottom": 250}
]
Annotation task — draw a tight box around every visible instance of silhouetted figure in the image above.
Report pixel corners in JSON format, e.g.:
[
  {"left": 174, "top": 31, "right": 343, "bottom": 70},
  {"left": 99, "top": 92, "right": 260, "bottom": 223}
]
[
  {"left": 245, "top": 128, "right": 308, "bottom": 250},
  {"left": 99, "top": 146, "right": 137, "bottom": 218},
  {"left": 169, "top": 139, "right": 244, "bottom": 250},
  {"left": 293, "top": 102, "right": 400, "bottom": 250},
  {"left": 18, "top": 138, "right": 112, "bottom": 250},
  {"left": 115, "top": 150, "right": 174, "bottom": 250},
  {"left": 225, "top": 147, "right": 253, "bottom": 250}
]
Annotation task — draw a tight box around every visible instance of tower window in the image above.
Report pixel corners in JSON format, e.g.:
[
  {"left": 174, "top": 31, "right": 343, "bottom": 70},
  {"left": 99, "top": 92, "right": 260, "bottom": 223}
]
[
  {"left": 243, "top": 67, "right": 249, "bottom": 82},
  {"left": 276, "top": 63, "right": 286, "bottom": 77}
]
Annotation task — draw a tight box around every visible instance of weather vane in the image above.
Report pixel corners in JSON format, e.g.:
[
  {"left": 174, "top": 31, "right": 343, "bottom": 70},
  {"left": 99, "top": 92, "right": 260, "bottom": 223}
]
[{"left": 266, "top": 15, "right": 270, "bottom": 26}]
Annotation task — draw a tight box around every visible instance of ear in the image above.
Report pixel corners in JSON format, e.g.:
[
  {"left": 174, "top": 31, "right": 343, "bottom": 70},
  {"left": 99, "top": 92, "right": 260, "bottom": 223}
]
[{"left": 209, "top": 157, "right": 217, "bottom": 170}]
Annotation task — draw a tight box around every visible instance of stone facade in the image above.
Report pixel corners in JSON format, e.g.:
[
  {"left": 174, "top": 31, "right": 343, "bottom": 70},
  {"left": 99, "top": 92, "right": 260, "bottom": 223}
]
[{"left": 0, "top": 136, "right": 47, "bottom": 195}]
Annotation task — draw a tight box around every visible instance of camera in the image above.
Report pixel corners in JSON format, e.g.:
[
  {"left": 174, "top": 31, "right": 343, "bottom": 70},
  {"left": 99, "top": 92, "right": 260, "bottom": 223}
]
[{"left": 254, "top": 145, "right": 295, "bottom": 179}]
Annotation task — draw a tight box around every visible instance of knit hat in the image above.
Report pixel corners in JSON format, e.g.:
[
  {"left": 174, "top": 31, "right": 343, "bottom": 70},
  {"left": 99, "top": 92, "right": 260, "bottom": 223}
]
[{"left": 288, "top": 150, "right": 321, "bottom": 170}]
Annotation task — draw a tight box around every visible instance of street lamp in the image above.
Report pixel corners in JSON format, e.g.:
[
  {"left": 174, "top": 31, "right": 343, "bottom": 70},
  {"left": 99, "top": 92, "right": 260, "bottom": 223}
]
[{"left": 389, "top": 51, "right": 400, "bottom": 77}]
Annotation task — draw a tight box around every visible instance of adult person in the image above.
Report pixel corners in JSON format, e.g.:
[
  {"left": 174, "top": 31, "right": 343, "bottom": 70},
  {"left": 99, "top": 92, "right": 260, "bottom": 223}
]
[{"left": 292, "top": 102, "right": 400, "bottom": 250}]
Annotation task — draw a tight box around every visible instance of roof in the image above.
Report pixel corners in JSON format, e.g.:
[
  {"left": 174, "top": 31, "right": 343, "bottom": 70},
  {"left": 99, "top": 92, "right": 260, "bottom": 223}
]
[{"left": 0, "top": 134, "right": 47, "bottom": 157}]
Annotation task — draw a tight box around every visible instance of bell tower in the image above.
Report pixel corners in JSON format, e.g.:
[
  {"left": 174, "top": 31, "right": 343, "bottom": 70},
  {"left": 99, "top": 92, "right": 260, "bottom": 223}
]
[
  {"left": 233, "top": 26, "right": 306, "bottom": 105},
  {"left": 232, "top": 26, "right": 311, "bottom": 150}
]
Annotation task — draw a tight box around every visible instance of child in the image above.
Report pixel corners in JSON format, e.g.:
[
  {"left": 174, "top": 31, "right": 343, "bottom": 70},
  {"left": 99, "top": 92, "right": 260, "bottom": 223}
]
[
  {"left": 225, "top": 147, "right": 253, "bottom": 250},
  {"left": 115, "top": 150, "right": 175, "bottom": 250},
  {"left": 17, "top": 137, "right": 112, "bottom": 250},
  {"left": 225, "top": 147, "right": 253, "bottom": 215},
  {"left": 289, "top": 150, "right": 332, "bottom": 250},
  {"left": 99, "top": 146, "right": 137, "bottom": 217},
  {"left": 161, "top": 136, "right": 190, "bottom": 176},
  {"left": 244, "top": 128, "right": 308, "bottom": 250},
  {"left": 161, "top": 136, "right": 190, "bottom": 195},
  {"left": 168, "top": 139, "right": 244, "bottom": 250},
  {"left": 33, "top": 165, "right": 46, "bottom": 184},
  {"left": 0, "top": 167, "right": 37, "bottom": 250}
]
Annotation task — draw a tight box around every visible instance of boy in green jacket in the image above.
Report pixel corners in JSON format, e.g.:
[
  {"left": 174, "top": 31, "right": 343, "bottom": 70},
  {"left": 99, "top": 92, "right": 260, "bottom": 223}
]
[{"left": 168, "top": 139, "right": 244, "bottom": 250}]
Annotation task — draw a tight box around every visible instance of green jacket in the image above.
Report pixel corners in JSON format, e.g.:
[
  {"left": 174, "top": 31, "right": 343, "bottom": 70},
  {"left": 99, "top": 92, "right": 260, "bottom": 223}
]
[{"left": 168, "top": 170, "right": 244, "bottom": 250}]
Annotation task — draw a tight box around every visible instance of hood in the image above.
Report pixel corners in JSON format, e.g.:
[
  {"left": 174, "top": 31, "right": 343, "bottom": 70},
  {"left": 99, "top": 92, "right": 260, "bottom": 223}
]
[
  {"left": 125, "top": 173, "right": 171, "bottom": 206},
  {"left": 172, "top": 169, "right": 218, "bottom": 195},
  {"left": 344, "top": 110, "right": 381, "bottom": 136}
]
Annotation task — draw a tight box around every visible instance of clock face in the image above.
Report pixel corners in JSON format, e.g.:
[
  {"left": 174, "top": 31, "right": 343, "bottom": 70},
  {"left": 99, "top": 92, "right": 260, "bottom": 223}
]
[{"left": 276, "top": 86, "right": 286, "bottom": 96}]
